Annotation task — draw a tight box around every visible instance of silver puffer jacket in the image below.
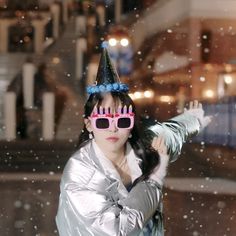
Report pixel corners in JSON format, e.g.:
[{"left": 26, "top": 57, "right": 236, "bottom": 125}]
[{"left": 56, "top": 113, "right": 200, "bottom": 236}]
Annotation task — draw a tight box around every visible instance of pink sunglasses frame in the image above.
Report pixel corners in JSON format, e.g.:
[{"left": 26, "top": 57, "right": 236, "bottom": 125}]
[{"left": 89, "top": 113, "right": 135, "bottom": 130}]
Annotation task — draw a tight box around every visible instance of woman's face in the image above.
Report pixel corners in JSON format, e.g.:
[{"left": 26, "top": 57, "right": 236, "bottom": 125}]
[{"left": 85, "top": 93, "right": 132, "bottom": 154}]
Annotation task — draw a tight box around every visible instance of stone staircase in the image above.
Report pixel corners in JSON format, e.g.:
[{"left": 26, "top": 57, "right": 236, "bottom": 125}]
[
  {"left": 39, "top": 17, "right": 87, "bottom": 141},
  {"left": 0, "top": 140, "right": 77, "bottom": 172},
  {"left": 55, "top": 98, "right": 85, "bottom": 141},
  {"left": 0, "top": 54, "right": 29, "bottom": 139},
  {"left": 0, "top": 16, "right": 86, "bottom": 141},
  {"left": 44, "top": 16, "right": 86, "bottom": 141}
]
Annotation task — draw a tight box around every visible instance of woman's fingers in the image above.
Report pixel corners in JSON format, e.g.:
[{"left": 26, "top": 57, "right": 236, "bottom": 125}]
[
  {"left": 158, "top": 135, "right": 164, "bottom": 148},
  {"left": 198, "top": 102, "right": 202, "bottom": 109},
  {"left": 189, "top": 101, "right": 193, "bottom": 109},
  {"left": 152, "top": 136, "right": 162, "bottom": 149},
  {"left": 188, "top": 100, "right": 203, "bottom": 110},
  {"left": 159, "top": 136, "right": 167, "bottom": 154},
  {"left": 152, "top": 136, "right": 167, "bottom": 155},
  {"left": 151, "top": 137, "right": 159, "bottom": 149},
  {"left": 193, "top": 100, "right": 198, "bottom": 108}
]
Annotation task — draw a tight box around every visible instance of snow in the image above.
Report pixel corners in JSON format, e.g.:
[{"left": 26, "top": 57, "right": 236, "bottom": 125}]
[{"left": 165, "top": 177, "right": 236, "bottom": 195}]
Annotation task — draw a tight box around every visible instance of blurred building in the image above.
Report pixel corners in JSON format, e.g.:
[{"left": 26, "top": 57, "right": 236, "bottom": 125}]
[{"left": 129, "top": 0, "right": 236, "bottom": 104}]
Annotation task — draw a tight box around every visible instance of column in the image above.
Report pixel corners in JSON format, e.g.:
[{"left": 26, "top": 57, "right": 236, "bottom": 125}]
[
  {"left": 0, "top": 19, "right": 17, "bottom": 53},
  {"left": 96, "top": 4, "right": 106, "bottom": 27},
  {"left": 191, "top": 65, "right": 202, "bottom": 100},
  {"left": 32, "top": 20, "right": 45, "bottom": 53},
  {"left": 188, "top": 18, "right": 201, "bottom": 63},
  {"left": 188, "top": 18, "right": 201, "bottom": 100},
  {"left": 50, "top": 3, "right": 60, "bottom": 39},
  {"left": 23, "top": 62, "right": 35, "bottom": 109},
  {"left": 87, "top": 62, "right": 98, "bottom": 87},
  {"left": 42, "top": 92, "right": 55, "bottom": 140},
  {"left": 115, "top": 0, "right": 122, "bottom": 23},
  {"left": 63, "top": 0, "right": 69, "bottom": 24},
  {"left": 76, "top": 37, "right": 87, "bottom": 80},
  {"left": 75, "top": 15, "right": 86, "bottom": 36},
  {"left": 4, "top": 92, "right": 16, "bottom": 140},
  {"left": 87, "top": 14, "right": 96, "bottom": 55}
]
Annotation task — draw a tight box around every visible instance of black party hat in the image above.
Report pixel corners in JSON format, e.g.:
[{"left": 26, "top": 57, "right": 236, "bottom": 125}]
[
  {"left": 86, "top": 41, "right": 129, "bottom": 95},
  {"left": 95, "top": 41, "right": 120, "bottom": 85}
]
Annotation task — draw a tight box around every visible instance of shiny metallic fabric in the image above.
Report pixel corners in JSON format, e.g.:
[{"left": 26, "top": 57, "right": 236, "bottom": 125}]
[
  {"left": 56, "top": 113, "right": 200, "bottom": 236},
  {"left": 146, "top": 113, "right": 200, "bottom": 162}
]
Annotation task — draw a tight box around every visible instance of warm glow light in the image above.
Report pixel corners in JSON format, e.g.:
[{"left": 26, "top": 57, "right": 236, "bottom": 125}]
[
  {"left": 52, "top": 57, "right": 60, "bottom": 64},
  {"left": 120, "top": 38, "right": 129, "bottom": 47},
  {"left": 199, "top": 76, "right": 206, "bottom": 82},
  {"left": 128, "top": 93, "right": 134, "bottom": 100},
  {"left": 204, "top": 64, "right": 213, "bottom": 71},
  {"left": 129, "top": 91, "right": 154, "bottom": 100},
  {"left": 159, "top": 95, "right": 173, "bottom": 103},
  {"left": 144, "top": 90, "right": 154, "bottom": 98},
  {"left": 225, "top": 64, "right": 232, "bottom": 73},
  {"left": 108, "top": 38, "right": 117, "bottom": 47},
  {"left": 224, "top": 75, "right": 233, "bottom": 84},
  {"left": 134, "top": 91, "right": 143, "bottom": 99},
  {"left": 203, "top": 89, "right": 214, "bottom": 98}
]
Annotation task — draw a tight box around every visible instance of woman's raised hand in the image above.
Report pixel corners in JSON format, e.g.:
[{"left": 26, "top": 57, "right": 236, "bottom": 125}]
[
  {"left": 184, "top": 100, "right": 212, "bottom": 129},
  {"left": 151, "top": 135, "right": 168, "bottom": 156},
  {"left": 150, "top": 135, "right": 170, "bottom": 184}
]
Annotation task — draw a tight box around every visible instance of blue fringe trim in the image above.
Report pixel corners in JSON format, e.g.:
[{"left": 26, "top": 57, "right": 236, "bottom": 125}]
[{"left": 86, "top": 83, "right": 129, "bottom": 95}]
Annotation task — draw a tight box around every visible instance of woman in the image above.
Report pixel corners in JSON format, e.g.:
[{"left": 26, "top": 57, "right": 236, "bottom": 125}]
[{"left": 56, "top": 43, "right": 211, "bottom": 236}]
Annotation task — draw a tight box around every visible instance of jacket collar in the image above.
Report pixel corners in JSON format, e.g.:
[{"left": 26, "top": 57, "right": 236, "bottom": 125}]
[{"left": 90, "top": 139, "right": 142, "bottom": 183}]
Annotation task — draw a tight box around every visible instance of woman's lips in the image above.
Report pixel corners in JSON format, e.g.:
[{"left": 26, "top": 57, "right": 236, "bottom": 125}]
[{"left": 106, "top": 137, "right": 119, "bottom": 142}]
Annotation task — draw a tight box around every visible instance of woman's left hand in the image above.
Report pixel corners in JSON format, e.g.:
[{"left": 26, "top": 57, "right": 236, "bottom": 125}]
[
  {"left": 150, "top": 135, "right": 170, "bottom": 184},
  {"left": 184, "top": 100, "right": 212, "bottom": 129},
  {"left": 151, "top": 135, "right": 169, "bottom": 157}
]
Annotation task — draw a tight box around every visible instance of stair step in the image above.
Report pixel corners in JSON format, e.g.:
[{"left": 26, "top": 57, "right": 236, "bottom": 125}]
[{"left": 0, "top": 140, "right": 77, "bottom": 172}]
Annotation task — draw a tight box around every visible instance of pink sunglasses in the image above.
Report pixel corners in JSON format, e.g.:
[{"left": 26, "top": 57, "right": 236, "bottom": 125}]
[{"left": 89, "top": 106, "right": 134, "bottom": 130}]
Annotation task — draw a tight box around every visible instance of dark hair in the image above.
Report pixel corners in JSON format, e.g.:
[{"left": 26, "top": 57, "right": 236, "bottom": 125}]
[{"left": 77, "top": 92, "right": 160, "bottom": 184}]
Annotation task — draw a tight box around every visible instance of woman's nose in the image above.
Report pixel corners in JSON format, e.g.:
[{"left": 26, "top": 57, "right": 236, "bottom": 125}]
[{"left": 109, "top": 119, "right": 118, "bottom": 132}]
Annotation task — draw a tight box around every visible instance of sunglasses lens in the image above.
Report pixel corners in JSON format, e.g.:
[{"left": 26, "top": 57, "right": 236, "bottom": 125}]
[
  {"left": 117, "top": 118, "right": 131, "bottom": 128},
  {"left": 96, "top": 118, "right": 109, "bottom": 129}
]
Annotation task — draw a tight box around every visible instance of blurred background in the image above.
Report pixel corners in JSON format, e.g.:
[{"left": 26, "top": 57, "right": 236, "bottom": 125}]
[{"left": 0, "top": 0, "right": 236, "bottom": 235}]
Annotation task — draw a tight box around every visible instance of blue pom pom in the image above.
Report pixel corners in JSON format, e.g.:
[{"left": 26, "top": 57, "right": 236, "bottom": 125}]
[
  {"left": 91, "top": 87, "right": 96, "bottom": 93},
  {"left": 94, "top": 86, "right": 100, "bottom": 93},
  {"left": 106, "top": 84, "right": 113, "bottom": 91},
  {"left": 86, "top": 82, "right": 129, "bottom": 94},
  {"left": 86, "top": 86, "right": 92, "bottom": 94},
  {"left": 112, "top": 83, "right": 119, "bottom": 90},
  {"left": 122, "top": 84, "right": 129, "bottom": 91},
  {"left": 99, "top": 84, "right": 106, "bottom": 92},
  {"left": 119, "top": 84, "right": 125, "bottom": 89}
]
